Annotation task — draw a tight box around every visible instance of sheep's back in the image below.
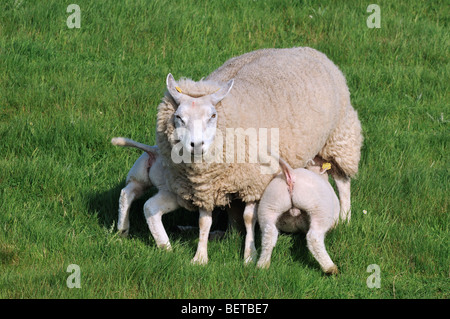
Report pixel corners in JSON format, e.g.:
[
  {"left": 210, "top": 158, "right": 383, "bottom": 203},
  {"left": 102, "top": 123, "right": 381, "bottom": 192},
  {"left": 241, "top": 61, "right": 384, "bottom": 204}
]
[
  {"left": 157, "top": 47, "right": 352, "bottom": 211},
  {"left": 210, "top": 47, "right": 348, "bottom": 169}
]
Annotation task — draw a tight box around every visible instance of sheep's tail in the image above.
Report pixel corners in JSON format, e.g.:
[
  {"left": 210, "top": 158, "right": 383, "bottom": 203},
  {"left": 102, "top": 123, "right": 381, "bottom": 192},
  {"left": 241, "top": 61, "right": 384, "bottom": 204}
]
[{"left": 111, "top": 137, "right": 158, "bottom": 156}]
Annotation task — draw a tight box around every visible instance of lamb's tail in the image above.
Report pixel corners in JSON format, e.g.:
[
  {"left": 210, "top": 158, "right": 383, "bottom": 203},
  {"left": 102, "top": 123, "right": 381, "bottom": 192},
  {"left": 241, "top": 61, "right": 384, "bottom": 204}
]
[
  {"left": 278, "top": 156, "right": 295, "bottom": 194},
  {"left": 111, "top": 137, "right": 158, "bottom": 156},
  {"left": 264, "top": 149, "right": 300, "bottom": 217}
]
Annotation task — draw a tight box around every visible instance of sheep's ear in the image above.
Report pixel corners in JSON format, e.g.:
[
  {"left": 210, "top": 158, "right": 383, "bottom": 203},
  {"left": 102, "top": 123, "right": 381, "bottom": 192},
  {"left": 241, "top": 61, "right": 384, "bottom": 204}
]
[
  {"left": 210, "top": 79, "right": 234, "bottom": 105},
  {"left": 166, "top": 73, "right": 184, "bottom": 105}
]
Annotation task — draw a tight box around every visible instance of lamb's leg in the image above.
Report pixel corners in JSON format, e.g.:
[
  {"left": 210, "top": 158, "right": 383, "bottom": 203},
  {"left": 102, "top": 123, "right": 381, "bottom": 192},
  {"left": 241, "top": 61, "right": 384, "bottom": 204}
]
[
  {"left": 256, "top": 209, "right": 279, "bottom": 269},
  {"left": 191, "top": 209, "right": 213, "bottom": 265},
  {"left": 118, "top": 181, "right": 145, "bottom": 237},
  {"left": 306, "top": 224, "right": 338, "bottom": 275},
  {"left": 143, "top": 190, "right": 179, "bottom": 250},
  {"left": 243, "top": 202, "right": 257, "bottom": 264},
  {"left": 333, "top": 174, "right": 351, "bottom": 222}
]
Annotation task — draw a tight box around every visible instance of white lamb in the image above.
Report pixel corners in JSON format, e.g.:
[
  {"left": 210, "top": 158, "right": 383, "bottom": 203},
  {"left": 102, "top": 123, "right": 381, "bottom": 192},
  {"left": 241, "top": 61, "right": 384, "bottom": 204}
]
[
  {"left": 111, "top": 137, "right": 178, "bottom": 248},
  {"left": 256, "top": 157, "right": 340, "bottom": 274}
]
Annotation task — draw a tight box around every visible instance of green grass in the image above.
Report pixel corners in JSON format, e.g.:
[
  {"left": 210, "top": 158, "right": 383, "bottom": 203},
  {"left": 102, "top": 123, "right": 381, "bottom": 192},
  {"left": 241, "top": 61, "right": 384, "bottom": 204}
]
[{"left": 0, "top": 0, "right": 448, "bottom": 298}]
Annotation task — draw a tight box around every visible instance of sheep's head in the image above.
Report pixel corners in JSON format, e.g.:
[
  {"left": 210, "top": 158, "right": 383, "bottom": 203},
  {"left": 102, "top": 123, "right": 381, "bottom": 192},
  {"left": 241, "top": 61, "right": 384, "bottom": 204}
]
[{"left": 166, "top": 73, "right": 233, "bottom": 156}]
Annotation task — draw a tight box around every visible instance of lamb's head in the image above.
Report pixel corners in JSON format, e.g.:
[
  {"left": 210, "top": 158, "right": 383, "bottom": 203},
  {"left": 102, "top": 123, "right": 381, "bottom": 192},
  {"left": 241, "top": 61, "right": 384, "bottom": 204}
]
[{"left": 166, "top": 73, "right": 233, "bottom": 155}]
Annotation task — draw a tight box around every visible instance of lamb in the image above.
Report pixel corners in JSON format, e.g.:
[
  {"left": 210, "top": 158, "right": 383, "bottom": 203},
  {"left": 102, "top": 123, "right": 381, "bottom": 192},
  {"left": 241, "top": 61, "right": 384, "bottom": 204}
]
[
  {"left": 154, "top": 46, "right": 362, "bottom": 264},
  {"left": 111, "top": 137, "right": 180, "bottom": 248},
  {"left": 256, "top": 156, "right": 340, "bottom": 274}
]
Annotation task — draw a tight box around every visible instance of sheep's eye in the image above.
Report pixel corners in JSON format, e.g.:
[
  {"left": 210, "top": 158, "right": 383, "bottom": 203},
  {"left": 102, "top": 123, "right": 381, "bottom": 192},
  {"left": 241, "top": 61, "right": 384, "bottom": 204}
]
[
  {"left": 210, "top": 113, "right": 216, "bottom": 119},
  {"left": 175, "top": 115, "right": 185, "bottom": 125}
]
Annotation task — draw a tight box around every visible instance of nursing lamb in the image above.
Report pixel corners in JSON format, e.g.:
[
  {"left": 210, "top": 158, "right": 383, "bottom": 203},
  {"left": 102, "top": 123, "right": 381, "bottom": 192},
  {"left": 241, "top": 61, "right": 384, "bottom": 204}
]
[
  {"left": 111, "top": 137, "right": 179, "bottom": 247},
  {"left": 256, "top": 157, "right": 340, "bottom": 274}
]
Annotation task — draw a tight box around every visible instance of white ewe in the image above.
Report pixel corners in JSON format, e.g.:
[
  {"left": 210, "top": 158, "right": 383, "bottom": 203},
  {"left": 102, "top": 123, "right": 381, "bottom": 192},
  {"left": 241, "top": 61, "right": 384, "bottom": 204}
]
[{"left": 153, "top": 47, "right": 362, "bottom": 264}]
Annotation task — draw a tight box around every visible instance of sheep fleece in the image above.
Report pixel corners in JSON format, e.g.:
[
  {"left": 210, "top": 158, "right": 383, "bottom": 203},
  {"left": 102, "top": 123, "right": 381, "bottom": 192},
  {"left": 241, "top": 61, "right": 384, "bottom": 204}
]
[{"left": 156, "top": 47, "right": 362, "bottom": 212}]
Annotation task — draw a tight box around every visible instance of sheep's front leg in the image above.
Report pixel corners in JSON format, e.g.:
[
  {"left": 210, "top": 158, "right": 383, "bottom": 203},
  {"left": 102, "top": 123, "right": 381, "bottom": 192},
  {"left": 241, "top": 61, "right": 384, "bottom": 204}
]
[
  {"left": 243, "top": 202, "right": 257, "bottom": 265},
  {"left": 143, "top": 190, "right": 179, "bottom": 250},
  {"left": 333, "top": 174, "right": 351, "bottom": 222},
  {"left": 118, "top": 181, "right": 145, "bottom": 237},
  {"left": 191, "top": 209, "right": 212, "bottom": 265}
]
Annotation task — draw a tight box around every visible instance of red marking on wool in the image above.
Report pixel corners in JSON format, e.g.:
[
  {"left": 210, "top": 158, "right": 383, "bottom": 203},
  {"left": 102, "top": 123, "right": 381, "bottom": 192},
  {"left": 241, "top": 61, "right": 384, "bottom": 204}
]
[{"left": 192, "top": 101, "right": 195, "bottom": 107}]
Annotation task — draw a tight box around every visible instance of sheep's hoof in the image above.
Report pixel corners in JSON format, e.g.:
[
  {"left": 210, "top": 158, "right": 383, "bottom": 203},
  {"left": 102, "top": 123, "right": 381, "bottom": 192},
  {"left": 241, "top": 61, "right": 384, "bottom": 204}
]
[
  {"left": 339, "top": 210, "right": 351, "bottom": 223},
  {"left": 324, "top": 265, "right": 339, "bottom": 275},
  {"left": 244, "top": 256, "right": 254, "bottom": 266},
  {"left": 118, "top": 229, "right": 129, "bottom": 237},
  {"left": 157, "top": 242, "right": 172, "bottom": 251},
  {"left": 191, "top": 254, "right": 208, "bottom": 265},
  {"left": 256, "top": 260, "right": 271, "bottom": 269},
  {"left": 244, "top": 250, "right": 258, "bottom": 266}
]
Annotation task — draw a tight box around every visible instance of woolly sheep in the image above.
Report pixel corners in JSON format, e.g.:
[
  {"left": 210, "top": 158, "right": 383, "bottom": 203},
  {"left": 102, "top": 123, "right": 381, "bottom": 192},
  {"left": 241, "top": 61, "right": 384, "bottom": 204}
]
[
  {"left": 155, "top": 47, "right": 363, "bottom": 264},
  {"left": 256, "top": 156, "right": 339, "bottom": 274}
]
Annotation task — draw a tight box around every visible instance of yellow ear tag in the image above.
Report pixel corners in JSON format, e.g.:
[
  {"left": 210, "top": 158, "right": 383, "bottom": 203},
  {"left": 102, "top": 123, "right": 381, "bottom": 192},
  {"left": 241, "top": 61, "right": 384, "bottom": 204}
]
[
  {"left": 175, "top": 86, "right": 182, "bottom": 93},
  {"left": 322, "top": 162, "right": 331, "bottom": 171}
]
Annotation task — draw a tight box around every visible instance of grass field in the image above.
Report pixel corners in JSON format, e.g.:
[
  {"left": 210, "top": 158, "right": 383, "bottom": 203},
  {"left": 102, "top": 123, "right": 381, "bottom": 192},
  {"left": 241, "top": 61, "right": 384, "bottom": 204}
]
[{"left": 0, "top": 0, "right": 448, "bottom": 299}]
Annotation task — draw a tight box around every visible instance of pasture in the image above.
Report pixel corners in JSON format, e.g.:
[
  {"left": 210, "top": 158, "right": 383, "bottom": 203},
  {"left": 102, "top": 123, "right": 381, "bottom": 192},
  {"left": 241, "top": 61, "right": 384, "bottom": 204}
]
[{"left": 0, "top": 0, "right": 448, "bottom": 299}]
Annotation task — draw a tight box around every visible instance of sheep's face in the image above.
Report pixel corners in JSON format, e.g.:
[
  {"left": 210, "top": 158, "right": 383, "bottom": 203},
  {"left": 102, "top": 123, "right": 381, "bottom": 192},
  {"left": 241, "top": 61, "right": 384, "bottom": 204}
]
[
  {"left": 173, "top": 99, "right": 217, "bottom": 155},
  {"left": 166, "top": 73, "right": 233, "bottom": 156}
]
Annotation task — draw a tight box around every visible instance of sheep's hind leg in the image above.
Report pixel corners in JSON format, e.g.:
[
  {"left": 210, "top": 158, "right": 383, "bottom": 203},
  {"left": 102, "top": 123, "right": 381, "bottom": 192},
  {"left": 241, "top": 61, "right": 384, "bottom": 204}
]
[
  {"left": 321, "top": 106, "right": 362, "bottom": 223},
  {"left": 118, "top": 181, "right": 145, "bottom": 237},
  {"left": 192, "top": 209, "right": 213, "bottom": 265},
  {"left": 333, "top": 174, "right": 351, "bottom": 222},
  {"left": 144, "top": 190, "right": 179, "bottom": 250},
  {"left": 306, "top": 225, "right": 338, "bottom": 275},
  {"left": 243, "top": 202, "right": 257, "bottom": 265},
  {"left": 256, "top": 212, "right": 279, "bottom": 269}
]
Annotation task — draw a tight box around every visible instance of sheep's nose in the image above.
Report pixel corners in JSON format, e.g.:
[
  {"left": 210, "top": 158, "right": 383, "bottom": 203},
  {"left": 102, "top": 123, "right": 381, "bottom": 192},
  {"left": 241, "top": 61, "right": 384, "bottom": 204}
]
[{"left": 190, "top": 141, "right": 204, "bottom": 148}]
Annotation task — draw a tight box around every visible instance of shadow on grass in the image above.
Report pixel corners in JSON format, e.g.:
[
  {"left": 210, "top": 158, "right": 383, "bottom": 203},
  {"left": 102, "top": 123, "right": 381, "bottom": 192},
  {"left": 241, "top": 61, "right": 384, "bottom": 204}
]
[
  {"left": 288, "top": 231, "right": 342, "bottom": 274},
  {"left": 289, "top": 233, "right": 321, "bottom": 272},
  {"left": 85, "top": 184, "right": 329, "bottom": 271},
  {"left": 84, "top": 181, "right": 230, "bottom": 248}
]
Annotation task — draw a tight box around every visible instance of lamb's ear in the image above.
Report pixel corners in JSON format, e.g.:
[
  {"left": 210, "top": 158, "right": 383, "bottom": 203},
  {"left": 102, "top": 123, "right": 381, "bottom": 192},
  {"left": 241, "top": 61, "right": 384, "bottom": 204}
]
[
  {"left": 210, "top": 79, "right": 234, "bottom": 105},
  {"left": 166, "top": 73, "right": 184, "bottom": 105}
]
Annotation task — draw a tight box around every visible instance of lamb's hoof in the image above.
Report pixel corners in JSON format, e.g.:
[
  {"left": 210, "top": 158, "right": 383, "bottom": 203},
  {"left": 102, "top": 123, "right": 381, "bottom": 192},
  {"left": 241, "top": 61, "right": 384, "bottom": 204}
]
[
  {"left": 244, "top": 256, "right": 255, "bottom": 266},
  {"left": 324, "top": 265, "right": 339, "bottom": 275},
  {"left": 244, "top": 249, "right": 258, "bottom": 266},
  {"left": 118, "top": 229, "right": 129, "bottom": 237},
  {"left": 191, "top": 254, "right": 208, "bottom": 266},
  {"left": 157, "top": 242, "right": 172, "bottom": 251}
]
